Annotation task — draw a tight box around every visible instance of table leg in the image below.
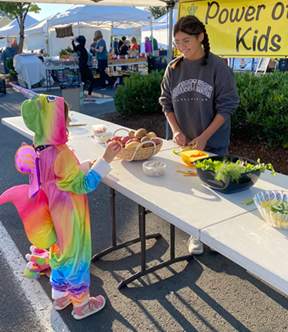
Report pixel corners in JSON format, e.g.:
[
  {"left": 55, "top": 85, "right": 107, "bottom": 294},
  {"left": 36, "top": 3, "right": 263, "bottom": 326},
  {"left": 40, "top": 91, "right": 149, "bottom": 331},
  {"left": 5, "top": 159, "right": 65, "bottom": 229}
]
[
  {"left": 91, "top": 188, "right": 161, "bottom": 262},
  {"left": 118, "top": 205, "right": 193, "bottom": 289}
]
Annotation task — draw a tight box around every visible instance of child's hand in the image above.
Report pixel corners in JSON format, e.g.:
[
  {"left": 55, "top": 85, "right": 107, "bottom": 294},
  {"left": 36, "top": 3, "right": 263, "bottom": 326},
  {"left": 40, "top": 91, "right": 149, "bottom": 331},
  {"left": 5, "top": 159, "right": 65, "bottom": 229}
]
[
  {"left": 90, "top": 159, "right": 97, "bottom": 168},
  {"left": 103, "top": 142, "right": 121, "bottom": 164}
]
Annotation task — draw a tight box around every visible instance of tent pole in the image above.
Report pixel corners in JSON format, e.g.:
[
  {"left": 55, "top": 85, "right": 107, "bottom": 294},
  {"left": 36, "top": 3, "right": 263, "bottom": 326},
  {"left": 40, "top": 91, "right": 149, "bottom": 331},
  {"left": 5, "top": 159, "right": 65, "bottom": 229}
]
[
  {"left": 166, "top": 2, "right": 175, "bottom": 140},
  {"left": 49, "top": 29, "right": 53, "bottom": 56},
  {"left": 150, "top": 20, "right": 154, "bottom": 56},
  {"left": 77, "top": 18, "right": 80, "bottom": 36},
  {"left": 168, "top": 6, "right": 173, "bottom": 63}
]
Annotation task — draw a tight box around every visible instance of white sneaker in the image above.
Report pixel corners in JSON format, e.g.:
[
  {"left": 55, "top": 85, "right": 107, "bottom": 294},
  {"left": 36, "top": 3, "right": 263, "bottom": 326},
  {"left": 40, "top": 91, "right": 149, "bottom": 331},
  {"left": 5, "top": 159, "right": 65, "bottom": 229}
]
[{"left": 187, "top": 236, "right": 204, "bottom": 255}]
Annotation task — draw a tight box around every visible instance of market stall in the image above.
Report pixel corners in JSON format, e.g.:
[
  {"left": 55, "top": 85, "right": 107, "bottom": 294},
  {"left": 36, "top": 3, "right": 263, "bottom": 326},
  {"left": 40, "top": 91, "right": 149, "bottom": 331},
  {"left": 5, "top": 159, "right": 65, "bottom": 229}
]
[{"left": 2, "top": 112, "right": 288, "bottom": 294}]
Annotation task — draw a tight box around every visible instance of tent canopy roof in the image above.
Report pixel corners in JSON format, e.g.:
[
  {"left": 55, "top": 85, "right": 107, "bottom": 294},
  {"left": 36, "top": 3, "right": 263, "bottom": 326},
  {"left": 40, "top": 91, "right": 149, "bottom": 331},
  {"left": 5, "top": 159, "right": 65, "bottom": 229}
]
[
  {"left": 0, "top": 0, "right": 169, "bottom": 6},
  {"left": 25, "top": 13, "right": 59, "bottom": 35},
  {"left": 46, "top": 5, "right": 153, "bottom": 28},
  {"left": 0, "top": 14, "right": 38, "bottom": 36}
]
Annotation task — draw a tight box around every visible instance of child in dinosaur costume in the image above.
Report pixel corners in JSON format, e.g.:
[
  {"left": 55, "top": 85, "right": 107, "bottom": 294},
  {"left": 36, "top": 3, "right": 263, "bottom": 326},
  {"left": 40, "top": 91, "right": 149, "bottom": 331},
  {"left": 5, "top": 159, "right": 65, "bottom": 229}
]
[{"left": 0, "top": 84, "right": 121, "bottom": 320}]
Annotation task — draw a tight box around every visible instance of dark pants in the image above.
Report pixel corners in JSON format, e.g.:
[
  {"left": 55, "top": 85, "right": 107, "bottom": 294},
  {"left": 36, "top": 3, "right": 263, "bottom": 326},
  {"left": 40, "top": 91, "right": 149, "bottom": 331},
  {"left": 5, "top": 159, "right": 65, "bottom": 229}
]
[
  {"left": 98, "top": 59, "right": 115, "bottom": 88},
  {"left": 80, "top": 65, "right": 94, "bottom": 96}
]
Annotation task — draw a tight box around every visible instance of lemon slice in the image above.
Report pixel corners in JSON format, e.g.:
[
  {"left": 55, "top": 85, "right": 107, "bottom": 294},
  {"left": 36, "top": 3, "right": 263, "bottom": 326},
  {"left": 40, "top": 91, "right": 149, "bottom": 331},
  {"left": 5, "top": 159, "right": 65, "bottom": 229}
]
[{"left": 261, "top": 200, "right": 271, "bottom": 208}]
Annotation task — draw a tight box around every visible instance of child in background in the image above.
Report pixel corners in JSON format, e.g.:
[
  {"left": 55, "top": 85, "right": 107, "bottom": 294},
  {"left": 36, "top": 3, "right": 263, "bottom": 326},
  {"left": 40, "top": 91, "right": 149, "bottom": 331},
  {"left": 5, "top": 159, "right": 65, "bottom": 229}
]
[
  {"left": 72, "top": 35, "right": 95, "bottom": 102},
  {"left": 159, "top": 15, "right": 239, "bottom": 255},
  {"left": 0, "top": 85, "right": 121, "bottom": 320}
]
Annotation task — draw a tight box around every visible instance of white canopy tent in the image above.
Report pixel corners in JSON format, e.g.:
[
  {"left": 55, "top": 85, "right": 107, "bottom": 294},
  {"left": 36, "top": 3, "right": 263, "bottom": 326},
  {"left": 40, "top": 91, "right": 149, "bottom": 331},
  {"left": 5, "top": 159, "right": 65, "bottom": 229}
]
[
  {"left": 24, "top": 14, "right": 137, "bottom": 53},
  {"left": 0, "top": 14, "right": 38, "bottom": 37},
  {"left": 41, "top": 5, "right": 153, "bottom": 55},
  {"left": 24, "top": 13, "right": 59, "bottom": 51},
  {"left": 0, "top": 1, "right": 176, "bottom": 62},
  {"left": 46, "top": 5, "right": 153, "bottom": 30}
]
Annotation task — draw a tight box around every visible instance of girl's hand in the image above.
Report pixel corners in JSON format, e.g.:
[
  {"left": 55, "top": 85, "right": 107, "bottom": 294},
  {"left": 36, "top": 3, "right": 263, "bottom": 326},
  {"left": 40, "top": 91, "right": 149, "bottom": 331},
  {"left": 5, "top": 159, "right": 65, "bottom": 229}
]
[
  {"left": 173, "top": 131, "right": 186, "bottom": 147},
  {"left": 188, "top": 136, "right": 207, "bottom": 151},
  {"left": 103, "top": 142, "right": 121, "bottom": 164}
]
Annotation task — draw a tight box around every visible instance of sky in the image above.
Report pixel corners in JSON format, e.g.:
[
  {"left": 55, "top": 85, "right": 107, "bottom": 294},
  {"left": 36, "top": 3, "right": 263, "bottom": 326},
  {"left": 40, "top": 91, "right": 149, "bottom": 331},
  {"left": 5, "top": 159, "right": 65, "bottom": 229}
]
[{"left": 28, "top": 4, "right": 73, "bottom": 21}]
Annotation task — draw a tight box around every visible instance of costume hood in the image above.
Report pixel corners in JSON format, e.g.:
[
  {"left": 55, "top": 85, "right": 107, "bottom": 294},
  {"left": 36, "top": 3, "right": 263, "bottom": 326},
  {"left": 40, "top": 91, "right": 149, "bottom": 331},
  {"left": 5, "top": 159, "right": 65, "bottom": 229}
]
[{"left": 11, "top": 83, "right": 68, "bottom": 146}]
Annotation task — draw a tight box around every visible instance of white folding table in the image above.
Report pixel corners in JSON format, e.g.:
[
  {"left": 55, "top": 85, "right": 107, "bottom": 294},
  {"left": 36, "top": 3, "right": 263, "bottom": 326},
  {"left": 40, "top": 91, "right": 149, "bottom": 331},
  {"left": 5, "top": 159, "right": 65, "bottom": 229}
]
[{"left": 2, "top": 112, "right": 288, "bottom": 293}]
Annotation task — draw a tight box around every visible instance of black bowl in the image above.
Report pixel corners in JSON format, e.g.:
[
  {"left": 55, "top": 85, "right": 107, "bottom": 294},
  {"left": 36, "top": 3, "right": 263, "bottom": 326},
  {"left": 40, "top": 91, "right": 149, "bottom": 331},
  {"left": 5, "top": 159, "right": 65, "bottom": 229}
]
[{"left": 194, "top": 155, "right": 261, "bottom": 194}]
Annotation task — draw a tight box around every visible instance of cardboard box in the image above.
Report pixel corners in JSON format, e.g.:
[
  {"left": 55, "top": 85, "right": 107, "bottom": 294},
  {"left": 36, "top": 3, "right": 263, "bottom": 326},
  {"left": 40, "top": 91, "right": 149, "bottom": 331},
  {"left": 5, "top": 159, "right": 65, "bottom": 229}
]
[
  {"left": 268, "top": 59, "right": 276, "bottom": 69},
  {"left": 62, "top": 86, "right": 84, "bottom": 113}
]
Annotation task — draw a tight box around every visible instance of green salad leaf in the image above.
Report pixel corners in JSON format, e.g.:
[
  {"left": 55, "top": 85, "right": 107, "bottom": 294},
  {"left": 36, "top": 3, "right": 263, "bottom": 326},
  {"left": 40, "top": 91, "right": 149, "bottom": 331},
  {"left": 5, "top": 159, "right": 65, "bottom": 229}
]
[
  {"left": 195, "top": 158, "right": 275, "bottom": 183},
  {"left": 172, "top": 143, "right": 196, "bottom": 155}
]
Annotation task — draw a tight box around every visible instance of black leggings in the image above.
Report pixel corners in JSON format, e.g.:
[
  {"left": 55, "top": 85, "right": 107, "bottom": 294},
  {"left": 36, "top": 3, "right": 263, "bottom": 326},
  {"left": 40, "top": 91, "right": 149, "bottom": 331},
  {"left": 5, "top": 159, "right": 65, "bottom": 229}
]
[
  {"left": 80, "top": 65, "right": 94, "bottom": 96},
  {"left": 98, "top": 59, "right": 115, "bottom": 88}
]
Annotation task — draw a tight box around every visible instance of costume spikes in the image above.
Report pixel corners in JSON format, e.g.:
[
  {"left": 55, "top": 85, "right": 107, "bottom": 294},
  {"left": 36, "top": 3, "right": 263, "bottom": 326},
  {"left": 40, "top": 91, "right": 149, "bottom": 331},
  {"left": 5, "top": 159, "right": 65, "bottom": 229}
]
[{"left": 9, "top": 83, "right": 37, "bottom": 99}]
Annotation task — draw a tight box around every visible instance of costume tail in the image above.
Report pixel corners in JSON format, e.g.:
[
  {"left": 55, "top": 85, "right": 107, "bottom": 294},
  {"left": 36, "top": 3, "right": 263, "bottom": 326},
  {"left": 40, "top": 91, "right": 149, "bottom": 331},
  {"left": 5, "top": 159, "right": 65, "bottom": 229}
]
[{"left": 0, "top": 185, "right": 57, "bottom": 249}]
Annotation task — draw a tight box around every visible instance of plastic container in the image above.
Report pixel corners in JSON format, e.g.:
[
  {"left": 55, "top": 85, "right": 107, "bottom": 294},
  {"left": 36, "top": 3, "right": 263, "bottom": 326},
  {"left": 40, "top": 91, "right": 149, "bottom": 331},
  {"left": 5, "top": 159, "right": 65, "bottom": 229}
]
[
  {"left": 195, "top": 155, "right": 261, "bottom": 194},
  {"left": 95, "top": 133, "right": 113, "bottom": 143},
  {"left": 92, "top": 124, "right": 107, "bottom": 135},
  {"left": 181, "top": 150, "right": 209, "bottom": 168},
  {"left": 143, "top": 161, "right": 166, "bottom": 177},
  {"left": 254, "top": 190, "right": 288, "bottom": 229}
]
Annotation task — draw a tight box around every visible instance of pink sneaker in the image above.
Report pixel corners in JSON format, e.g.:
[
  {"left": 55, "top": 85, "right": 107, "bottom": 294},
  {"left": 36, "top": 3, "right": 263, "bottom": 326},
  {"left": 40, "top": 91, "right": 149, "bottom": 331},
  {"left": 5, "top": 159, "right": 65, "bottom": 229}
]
[
  {"left": 54, "top": 294, "right": 72, "bottom": 311},
  {"left": 72, "top": 296, "right": 106, "bottom": 320}
]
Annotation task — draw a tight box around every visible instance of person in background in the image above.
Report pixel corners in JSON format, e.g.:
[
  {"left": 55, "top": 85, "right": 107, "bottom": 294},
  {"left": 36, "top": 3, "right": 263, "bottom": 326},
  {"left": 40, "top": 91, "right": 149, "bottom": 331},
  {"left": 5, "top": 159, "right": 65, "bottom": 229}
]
[
  {"left": 120, "top": 40, "right": 131, "bottom": 71},
  {"left": 150, "top": 35, "right": 158, "bottom": 51},
  {"left": 130, "top": 36, "right": 138, "bottom": 52},
  {"left": 93, "top": 30, "right": 117, "bottom": 90},
  {"left": 72, "top": 35, "right": 95, "bottom": 102},
  {"left": 144, "top": 36, "right": 152, "bottom": 54},
  {"left": 113, "top": 37, "right": 119, "bottom": 55},
  {"left": 130, "top": 36, "right": 139, "bottom": 71},
  {"left": 159, "top": 15, "right": 239, "bottom": 255},
  {"left": 117, "top": 36, "right": 126, "bottom": 54},
  {"left": 90, "top": 37, "right": 98, "bottom": 56}
]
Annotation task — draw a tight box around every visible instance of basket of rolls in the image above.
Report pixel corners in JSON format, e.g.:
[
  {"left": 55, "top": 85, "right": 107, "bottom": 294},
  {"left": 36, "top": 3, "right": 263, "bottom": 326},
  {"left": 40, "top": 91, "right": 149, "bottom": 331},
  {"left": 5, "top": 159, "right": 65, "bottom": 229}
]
[{"left": 106, "top": 128, "right": 163, "bottom": 161}]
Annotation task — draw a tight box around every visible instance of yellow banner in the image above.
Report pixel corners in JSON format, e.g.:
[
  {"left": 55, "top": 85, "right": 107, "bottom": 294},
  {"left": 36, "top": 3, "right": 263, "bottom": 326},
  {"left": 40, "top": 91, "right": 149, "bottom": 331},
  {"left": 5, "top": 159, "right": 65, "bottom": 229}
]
[{"left": 178, "top": 0, "right": 288, "bottom": 57}]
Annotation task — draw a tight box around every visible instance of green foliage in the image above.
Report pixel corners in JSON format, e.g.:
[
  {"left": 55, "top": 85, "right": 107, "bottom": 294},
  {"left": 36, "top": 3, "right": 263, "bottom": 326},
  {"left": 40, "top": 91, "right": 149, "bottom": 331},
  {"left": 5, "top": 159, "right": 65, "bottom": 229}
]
[
  {"left": 5, "top": 57, "right": 17, "bottom": 78},
  {"left": 0, "top": 3, "right": 40, "bottom": 53},
  {"left": 234, "top": 71, "right": 288, "bottom": 147},
  {"left": 195, "top": 158, "right": 275, "bottom": 183},
  {"left": 114, "top": 71, "right": 165, "bottom": 116},
  {"left": 60, "top": 47, "right": 73, "bottom": 56},
  {"left": 148, "top": 7, "right": 166, "bottom": 20}
]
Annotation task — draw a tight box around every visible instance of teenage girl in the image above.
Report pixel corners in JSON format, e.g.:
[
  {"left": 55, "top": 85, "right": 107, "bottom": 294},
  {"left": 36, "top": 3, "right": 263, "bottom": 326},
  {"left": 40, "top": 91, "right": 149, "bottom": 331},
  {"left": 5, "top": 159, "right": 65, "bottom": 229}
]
[{"left": 159, "top": 15, "right": 239, "bottom": 255}]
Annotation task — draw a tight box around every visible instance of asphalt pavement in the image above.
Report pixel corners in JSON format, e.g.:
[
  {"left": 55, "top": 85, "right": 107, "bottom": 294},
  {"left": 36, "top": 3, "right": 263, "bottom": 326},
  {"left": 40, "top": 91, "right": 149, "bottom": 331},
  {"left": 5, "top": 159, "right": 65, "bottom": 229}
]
[{"left": 0, "top": 86, "right": 288, "bottom": 332}]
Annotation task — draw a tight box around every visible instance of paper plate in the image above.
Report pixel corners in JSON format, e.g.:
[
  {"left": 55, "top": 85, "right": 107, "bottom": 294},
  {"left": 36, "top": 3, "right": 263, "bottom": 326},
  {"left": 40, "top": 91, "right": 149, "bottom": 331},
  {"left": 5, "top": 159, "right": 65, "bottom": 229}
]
[{"left": 181, "top": 150, "right": 209, "bottom": 167}]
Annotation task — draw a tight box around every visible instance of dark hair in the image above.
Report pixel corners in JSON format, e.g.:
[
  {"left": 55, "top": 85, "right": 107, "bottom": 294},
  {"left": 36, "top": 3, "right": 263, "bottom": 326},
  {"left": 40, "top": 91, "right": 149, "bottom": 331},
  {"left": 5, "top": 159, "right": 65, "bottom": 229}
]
[
  {"left": 64, "top": 101, "right": 70, "bottom": 135},
  {"left": 172, "top": 15, "right": 210, "bottom": 69},
  {"left": 122, "top": 36, "right": 126, "bottom": 41}
]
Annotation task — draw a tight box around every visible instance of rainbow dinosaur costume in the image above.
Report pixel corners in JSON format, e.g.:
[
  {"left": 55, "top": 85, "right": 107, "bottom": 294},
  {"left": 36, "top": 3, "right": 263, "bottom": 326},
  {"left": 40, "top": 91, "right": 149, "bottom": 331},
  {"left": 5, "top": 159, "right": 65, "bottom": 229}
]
[{"left": 0, "top": 84, "right": 111, "bottom": 306}]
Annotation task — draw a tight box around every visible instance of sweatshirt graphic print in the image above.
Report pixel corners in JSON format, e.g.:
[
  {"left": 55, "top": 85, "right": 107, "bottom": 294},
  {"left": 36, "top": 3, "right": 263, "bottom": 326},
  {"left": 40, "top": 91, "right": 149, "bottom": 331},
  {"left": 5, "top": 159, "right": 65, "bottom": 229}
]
[{"left": 159, "top": 53, "right": 239, "bottom": 153}]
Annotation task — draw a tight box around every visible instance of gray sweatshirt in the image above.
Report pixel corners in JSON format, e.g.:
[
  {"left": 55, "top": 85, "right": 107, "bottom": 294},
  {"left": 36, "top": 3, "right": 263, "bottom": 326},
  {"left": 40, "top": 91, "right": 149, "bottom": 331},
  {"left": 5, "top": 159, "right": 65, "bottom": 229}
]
[{"left": 159, "top": 53, "right": 239, "bottom": 154}]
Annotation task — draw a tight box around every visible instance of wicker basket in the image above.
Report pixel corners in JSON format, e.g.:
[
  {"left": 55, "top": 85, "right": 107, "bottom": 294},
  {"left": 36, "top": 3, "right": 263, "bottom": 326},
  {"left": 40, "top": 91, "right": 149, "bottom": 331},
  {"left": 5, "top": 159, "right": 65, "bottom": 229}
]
[{"left": 108, "top": 128, "right": 163, "bottom": 161}]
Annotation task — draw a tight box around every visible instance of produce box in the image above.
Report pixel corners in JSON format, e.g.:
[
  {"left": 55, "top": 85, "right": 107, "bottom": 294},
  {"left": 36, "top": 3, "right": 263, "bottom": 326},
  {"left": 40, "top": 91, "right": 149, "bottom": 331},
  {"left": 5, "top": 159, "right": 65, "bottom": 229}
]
[
  {"left": 135, "top": 57, "right": 147, "bottom": 63},
  {"left": 109, "top": 59, "right": 123, "bottom": 65},
  {"left": 124, "top": 58, "right": 137, "bottom": 63}
]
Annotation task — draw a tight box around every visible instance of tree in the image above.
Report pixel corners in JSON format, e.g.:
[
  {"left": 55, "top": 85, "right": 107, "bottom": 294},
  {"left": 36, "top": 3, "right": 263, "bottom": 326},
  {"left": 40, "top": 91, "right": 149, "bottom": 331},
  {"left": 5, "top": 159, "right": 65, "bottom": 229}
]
[
  {"left": 149, "top": 7, "right": 166, "bottom": 20},
  {"left": 0, "top": 2, "right": 40, "bottom": 53},
  {"left": 0, "top": 9, "right": 13, "bottom": 19}
]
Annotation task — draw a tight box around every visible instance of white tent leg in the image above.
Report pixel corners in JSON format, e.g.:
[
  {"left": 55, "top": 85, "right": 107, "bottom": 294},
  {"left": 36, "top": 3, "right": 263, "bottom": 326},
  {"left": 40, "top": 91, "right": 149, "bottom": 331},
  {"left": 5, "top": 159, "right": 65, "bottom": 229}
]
[{"left": 166, "top": 4, "right": 174, "bottom": 140}]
